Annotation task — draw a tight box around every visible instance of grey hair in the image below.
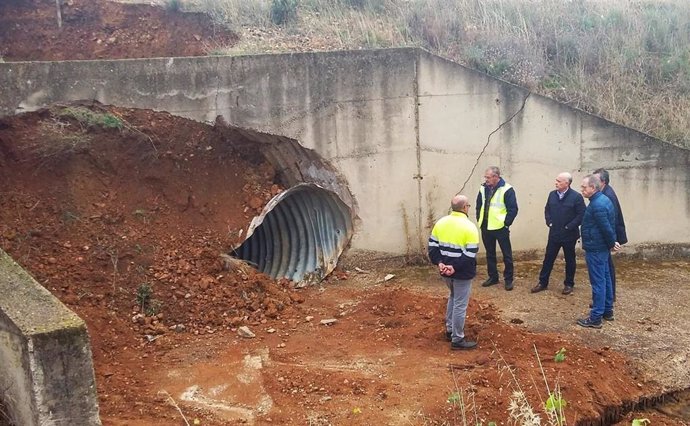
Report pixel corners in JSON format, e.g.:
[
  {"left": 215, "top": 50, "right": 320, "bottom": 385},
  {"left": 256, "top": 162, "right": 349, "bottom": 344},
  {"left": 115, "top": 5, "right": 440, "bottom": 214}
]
[
  {"left": 593, "top": 168, "right": 610, "bottom": 184},
  {"left": 486, "top": 166, "right": 501, "bottom": 177},
  {"left": 583, "top": 174, "right": 602, "bottom": 191}
]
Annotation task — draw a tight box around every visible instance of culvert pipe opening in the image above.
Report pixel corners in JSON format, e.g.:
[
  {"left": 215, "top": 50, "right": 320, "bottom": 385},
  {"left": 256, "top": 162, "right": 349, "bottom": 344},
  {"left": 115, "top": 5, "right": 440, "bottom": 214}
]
[{"left": 232, "top": 183, "right": 353, "bottom": 284}]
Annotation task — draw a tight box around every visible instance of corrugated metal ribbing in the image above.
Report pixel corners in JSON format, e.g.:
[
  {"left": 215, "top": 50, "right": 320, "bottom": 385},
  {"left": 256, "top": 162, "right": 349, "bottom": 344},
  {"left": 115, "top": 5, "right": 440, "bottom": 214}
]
[{"left": 233, "top": 184, "right": 353, "bottom": 284}]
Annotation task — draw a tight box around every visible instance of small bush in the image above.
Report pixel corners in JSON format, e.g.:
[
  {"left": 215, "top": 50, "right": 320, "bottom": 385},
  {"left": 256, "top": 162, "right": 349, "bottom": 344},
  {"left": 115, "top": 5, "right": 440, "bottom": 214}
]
[
  {"left": 271, "top": 0, "right": 298, "bottom": 26},
  {"left": 165, "top": 0, "right": 182, "bottom": 13},
  {"left": 136, "top": 283, "right": 162, "bottom": 316},
  {"left": 136, "top": 283, "right": 152, "bottom": 308}
]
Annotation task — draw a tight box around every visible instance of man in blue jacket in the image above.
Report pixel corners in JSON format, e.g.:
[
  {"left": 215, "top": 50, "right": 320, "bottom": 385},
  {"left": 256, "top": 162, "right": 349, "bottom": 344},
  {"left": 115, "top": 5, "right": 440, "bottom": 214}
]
[
  {"left": 578, "top": 175, "right": 621, "bottom": 328},
  {"left": 429, "top": 194, "right": 480, "bottom": 350},
  {"left": 531, "top": 172, "right": 585, "bottom": 295},
  {"left": 476, "top": 166, "right": 518, "bottom": 291},
  {"left": 594, "top": 168, "right": 627, "bottom": 302}
]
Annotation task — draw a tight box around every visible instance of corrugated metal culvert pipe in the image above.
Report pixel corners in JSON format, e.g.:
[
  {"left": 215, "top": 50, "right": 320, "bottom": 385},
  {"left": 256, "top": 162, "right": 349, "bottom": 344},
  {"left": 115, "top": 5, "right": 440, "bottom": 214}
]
[{"left": 233, "top": 183, "right": 353, "bottom": 285}]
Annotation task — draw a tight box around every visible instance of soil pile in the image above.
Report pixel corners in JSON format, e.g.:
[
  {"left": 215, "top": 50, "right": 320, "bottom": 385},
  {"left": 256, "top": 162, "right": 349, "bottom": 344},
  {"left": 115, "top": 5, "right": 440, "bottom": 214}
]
[
  {"left": 0, "top": 103, "right": 300, "bottom": 337},
  {"left": 0, "top": 0, "right": 236, "bottom": 61}
]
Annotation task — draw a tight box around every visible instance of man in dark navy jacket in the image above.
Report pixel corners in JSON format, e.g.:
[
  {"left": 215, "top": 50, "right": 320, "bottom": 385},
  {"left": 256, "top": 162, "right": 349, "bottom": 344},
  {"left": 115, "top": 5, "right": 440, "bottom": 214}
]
[
  {"left": 531, "top": 172, "right": 585, "bottom": 295},
  {"left": 577, "top": 174, "right": 620, "bottom": 328}
]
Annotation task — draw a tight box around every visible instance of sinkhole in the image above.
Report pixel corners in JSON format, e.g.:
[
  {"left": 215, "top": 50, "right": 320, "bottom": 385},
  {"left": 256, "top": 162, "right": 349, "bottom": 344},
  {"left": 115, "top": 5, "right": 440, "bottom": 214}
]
[{"left": 232, "top": 183, "right": 354, "bottom": 284}]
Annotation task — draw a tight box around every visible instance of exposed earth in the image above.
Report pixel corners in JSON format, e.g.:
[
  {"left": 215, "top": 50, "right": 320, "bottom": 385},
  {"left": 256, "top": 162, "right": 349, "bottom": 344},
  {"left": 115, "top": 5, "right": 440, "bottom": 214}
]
[
  {"left": 1, "top": 1, "right": 689, "bottom": 426},
  {"left": 0, "top": 0, "right": 237, "bottom": 61}
]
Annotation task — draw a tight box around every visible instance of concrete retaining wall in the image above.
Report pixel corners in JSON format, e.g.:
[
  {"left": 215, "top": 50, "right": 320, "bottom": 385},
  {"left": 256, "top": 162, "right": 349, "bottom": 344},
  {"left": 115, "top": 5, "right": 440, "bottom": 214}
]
[
  {"left": 416, "top": 51, "right": 690, "bottom": 252},
  {"left": 0, "top": 250, "right": 100, "bottom": 425},
  {"left": 1, "top": 48, "right": 688, "bottom": 254}
]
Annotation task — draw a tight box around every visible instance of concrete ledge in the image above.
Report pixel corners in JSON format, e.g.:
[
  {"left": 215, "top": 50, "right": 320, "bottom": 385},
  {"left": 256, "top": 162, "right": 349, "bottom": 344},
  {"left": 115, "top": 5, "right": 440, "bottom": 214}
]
[{"left": 0, "top": 249, "right": 100, "bottom": 425}]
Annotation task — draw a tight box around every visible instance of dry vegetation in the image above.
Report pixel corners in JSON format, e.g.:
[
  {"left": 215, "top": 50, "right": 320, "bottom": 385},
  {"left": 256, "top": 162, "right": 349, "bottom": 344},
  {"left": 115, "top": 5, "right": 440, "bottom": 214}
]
[{"left": 172, "top": 0, "right": 690, "bottom": 148}]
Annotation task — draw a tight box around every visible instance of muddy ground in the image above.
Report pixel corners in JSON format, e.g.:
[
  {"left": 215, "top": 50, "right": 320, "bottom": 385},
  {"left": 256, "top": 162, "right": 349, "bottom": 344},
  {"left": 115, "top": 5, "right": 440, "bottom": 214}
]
[{"left": 1, "top": 1, "right": 689, "bottom": 425}]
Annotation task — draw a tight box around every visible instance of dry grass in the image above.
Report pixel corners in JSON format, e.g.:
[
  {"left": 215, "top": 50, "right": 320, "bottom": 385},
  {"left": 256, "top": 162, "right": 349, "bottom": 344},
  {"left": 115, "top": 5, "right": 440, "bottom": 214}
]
[{"left": 191, "top": 0, "right": 690, "bottom": 148}]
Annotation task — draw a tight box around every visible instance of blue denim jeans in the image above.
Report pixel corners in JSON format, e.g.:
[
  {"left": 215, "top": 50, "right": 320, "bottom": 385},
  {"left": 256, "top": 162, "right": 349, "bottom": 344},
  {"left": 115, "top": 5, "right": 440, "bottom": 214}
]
[
  {"left": 585, "top": 251, "right": 613, "bottom": 322},
  {"left": 444, "top": 277, "right": 472, "bottom": 342}
]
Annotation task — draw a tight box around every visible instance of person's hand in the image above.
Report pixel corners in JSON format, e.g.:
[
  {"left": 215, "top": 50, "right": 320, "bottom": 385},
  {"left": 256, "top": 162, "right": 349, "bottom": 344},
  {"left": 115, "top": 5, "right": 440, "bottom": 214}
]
[
  {"left": 612, "top": 242, "right": 621, "bottom": 253},
  {"left": 438, "top": 263, "right": 454, "bottom": 276}
]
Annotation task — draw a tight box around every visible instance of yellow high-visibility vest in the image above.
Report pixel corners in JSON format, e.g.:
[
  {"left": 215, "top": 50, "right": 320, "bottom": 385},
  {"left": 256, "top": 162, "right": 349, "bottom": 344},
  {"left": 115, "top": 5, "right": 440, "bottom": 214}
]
[
  {"left": 478, "top": 183, "right": 512, "bottom": 230},
  {"left": 430, "top": 212, "right": 480, "bottom": 257}
]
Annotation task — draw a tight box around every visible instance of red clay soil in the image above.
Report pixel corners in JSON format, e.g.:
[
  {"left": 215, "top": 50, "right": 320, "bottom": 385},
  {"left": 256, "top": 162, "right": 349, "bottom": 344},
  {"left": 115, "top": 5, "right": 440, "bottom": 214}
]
[
  {"left": 0, "top": 104, "right": 679, "bottom": 425},
  {"left": 0, "top": 0, "right": 237, "bottom": 61},
  {"left": 0, "top": 104, "right": 295, "bottom": 422}
]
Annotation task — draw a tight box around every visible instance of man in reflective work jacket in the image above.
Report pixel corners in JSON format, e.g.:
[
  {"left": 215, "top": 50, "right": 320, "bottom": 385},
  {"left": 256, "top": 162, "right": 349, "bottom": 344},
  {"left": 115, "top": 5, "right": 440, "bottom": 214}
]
[
  {"left": 475, "top": 166, "right": 519, "bottom": 291},
  {"left": 428, "top": 194, "right": 480, "bottom": 350}
]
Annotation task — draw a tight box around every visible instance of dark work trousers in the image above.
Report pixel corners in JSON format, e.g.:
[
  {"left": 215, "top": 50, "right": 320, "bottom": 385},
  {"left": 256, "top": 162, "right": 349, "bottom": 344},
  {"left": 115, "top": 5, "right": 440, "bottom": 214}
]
[
  {"left": 538, "top": 238, "right": 577, "bottom": 287},
  {"left": 481, "top": 227, "right": 513, "bottom": 283},
  {"left": 608, "top": 253, "right": 617, "bottom": 301}
]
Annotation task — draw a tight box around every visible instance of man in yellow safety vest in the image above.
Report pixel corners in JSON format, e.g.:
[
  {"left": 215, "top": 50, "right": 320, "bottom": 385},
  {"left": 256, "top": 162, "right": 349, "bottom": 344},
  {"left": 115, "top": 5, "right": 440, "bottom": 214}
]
[
  {"left": 428, "top": 194, "right": 480, "bottom": 350},
  {"left": 476, "top": 166, "right": 519, "bottom": 291}
]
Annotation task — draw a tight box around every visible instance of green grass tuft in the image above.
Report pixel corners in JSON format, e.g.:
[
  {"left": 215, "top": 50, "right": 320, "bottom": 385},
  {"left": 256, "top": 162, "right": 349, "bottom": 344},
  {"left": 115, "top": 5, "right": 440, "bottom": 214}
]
[{"left": 57, "top": 107, "right": 123, "bottom": 130}]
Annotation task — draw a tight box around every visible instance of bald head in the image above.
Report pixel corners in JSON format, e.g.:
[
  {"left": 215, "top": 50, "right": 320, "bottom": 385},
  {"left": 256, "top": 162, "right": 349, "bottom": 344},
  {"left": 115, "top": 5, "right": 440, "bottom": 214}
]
[
  {"left": 451, "top": 194, "right": 470, "bottom": 212},
  {"left": 555, "top": 172, "right": 573, "bottom": 192},
  {"left": 558, "top": 172, "right": 572, "bottom": 183}
]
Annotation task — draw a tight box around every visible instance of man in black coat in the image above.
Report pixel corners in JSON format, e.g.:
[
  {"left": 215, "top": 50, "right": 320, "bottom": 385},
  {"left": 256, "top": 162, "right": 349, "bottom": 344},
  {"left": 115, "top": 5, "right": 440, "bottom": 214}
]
[
  {"left": 594, "top": 168, "right": 627, "bottom": 301},
  {"left": 531, "top": 172, "right": 585, "bottom": 295}
]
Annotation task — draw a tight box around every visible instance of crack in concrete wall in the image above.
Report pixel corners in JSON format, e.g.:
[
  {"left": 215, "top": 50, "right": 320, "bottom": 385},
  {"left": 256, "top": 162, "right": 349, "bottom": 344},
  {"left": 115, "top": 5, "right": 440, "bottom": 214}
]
[{"left": 458, "top": 92, "right": 531, "bottom": 194}]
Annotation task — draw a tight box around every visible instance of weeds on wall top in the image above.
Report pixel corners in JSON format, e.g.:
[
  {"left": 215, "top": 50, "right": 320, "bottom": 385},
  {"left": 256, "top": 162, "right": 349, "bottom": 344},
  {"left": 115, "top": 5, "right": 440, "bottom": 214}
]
[{"left": 198, "top": 0, "right": 690, "bottom": 148}]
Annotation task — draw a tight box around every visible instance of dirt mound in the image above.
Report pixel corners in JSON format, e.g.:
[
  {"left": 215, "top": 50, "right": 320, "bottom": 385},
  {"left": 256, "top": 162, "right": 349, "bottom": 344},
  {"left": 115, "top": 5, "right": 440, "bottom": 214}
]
[
  {"left": 0, "top": 0, "right": 236, "bottom": 61},
  {"left": 0, "top": 103, "right": 300, "bottom": 337}
]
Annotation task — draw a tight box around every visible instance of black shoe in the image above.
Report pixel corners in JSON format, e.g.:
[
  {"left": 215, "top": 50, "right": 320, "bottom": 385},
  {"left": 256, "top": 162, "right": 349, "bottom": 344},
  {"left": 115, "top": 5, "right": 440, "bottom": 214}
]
[
  {"left": 530, "top": 284, "right": 547, "bottom": 293},
  {"left": 603, "top": 313, "right": 614, "bottom": 321},
  {"left": 451, "top": 339, "right": 477, "bottom": 350},
  {"left": 445, "top": 331, "right": 452, "bottom": 341},
  {"left": 562, "top": 286, "right": 573, "bottom": 295},
  {"left": 481, "top": 278, "right": 499, "bottom": 287},
  {"left": 504, "top": 281, "right": 514, "bottom": 291},
  {"left": 576, "top": 318, "right": 602, "bottom": 329}
]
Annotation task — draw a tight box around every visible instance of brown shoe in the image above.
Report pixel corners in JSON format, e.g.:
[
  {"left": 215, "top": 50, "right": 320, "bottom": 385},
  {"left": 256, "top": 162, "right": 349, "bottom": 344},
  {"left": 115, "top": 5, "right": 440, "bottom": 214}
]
[
  {"left": 530, "top": 284, "right": 547, "bottom": 293},
  {"left": 562, "top": 286, "right": 573, "bottom": 295}
]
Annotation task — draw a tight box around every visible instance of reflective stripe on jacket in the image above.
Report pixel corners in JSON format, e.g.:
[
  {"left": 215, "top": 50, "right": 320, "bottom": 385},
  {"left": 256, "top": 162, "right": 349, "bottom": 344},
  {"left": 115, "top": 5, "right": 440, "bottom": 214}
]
[
  {"left": 428, "top": 211, "right": 480, "bottom": 280},
  {"left": 478, "top": 183, "right": 513, "bottom": 230}
]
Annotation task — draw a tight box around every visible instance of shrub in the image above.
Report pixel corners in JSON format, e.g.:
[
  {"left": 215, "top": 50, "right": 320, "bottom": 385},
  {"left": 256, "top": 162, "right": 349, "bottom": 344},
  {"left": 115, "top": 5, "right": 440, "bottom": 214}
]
[
  {"left": 271, "top": 0, "right": 298, "bottom": 26},
  {"left": 165, "top": 0, "right": 182, "bottom": 12}
]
